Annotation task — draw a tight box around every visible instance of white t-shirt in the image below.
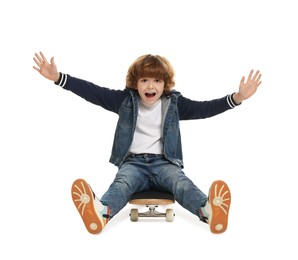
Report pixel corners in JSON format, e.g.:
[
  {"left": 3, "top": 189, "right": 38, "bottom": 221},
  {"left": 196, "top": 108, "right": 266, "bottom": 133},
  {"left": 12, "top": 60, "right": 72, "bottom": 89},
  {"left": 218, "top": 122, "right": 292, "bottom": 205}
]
[{"left": 129, "top": 98, "right": 163, "bottom": 154}]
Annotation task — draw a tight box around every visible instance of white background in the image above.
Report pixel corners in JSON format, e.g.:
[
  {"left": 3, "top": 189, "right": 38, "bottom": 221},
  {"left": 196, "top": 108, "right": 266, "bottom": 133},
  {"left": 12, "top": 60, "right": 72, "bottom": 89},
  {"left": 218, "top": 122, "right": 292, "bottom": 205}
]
[{"left": 1, "top": 0, "right": 297, "bottom": 259}]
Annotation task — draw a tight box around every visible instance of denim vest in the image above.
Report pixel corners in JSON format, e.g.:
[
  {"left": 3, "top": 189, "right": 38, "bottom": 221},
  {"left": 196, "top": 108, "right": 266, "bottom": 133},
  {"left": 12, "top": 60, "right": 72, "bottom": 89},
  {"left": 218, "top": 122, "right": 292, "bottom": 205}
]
[{"left": 109, "top": 89, "right": 183, "bottom": 168}]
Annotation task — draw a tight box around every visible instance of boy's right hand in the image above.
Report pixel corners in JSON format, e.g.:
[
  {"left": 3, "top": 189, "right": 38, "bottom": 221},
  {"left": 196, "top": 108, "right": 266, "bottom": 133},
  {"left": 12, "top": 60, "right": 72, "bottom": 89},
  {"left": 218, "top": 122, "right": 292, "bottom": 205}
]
[{"left": 33, "top": 52, "right": 60, "bottom": 82}]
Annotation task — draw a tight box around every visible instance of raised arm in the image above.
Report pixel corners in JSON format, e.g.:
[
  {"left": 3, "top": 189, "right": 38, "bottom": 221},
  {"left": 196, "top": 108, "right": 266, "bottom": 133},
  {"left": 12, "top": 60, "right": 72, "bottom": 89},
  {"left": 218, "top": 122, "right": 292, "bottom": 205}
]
[
  {"left": 33, "top": 52, "right": 60, "bottom": 82},
  {"left": 233, "top": 69, "right": 262, "bottom": 104}
]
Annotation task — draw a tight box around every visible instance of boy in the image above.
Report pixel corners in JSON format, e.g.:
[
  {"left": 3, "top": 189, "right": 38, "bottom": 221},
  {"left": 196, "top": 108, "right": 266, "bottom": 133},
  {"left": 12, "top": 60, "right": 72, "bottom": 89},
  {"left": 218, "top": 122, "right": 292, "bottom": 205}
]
[{"left": 33, "top": 52, "right": 262, "bottom": 234}]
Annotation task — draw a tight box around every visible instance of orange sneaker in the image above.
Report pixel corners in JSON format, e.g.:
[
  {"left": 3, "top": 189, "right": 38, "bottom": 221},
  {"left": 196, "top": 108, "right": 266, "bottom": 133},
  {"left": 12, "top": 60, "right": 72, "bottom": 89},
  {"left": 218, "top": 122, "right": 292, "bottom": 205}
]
[
  {"left": 207, "top": 180, "right": 231, "bottom": 234},
  {"left": 71, "top": 179, "right": 110, "bottom": 234}
]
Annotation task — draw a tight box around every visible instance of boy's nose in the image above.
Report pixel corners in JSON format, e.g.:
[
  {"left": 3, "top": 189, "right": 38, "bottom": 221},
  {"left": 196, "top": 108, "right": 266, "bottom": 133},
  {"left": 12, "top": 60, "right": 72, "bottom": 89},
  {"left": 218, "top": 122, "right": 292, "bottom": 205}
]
[{"left": 148, "top": 80, "right": 154, "bottom": 88}]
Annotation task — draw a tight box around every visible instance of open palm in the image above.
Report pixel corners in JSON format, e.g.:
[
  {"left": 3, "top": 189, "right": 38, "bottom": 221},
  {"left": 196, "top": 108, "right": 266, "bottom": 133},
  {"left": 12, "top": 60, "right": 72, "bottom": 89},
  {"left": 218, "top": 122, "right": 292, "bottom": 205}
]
[
  {"left": 33, "top": 52, "right": 59, "bottom": 82},
  {"left": 239, "top": 69, "right": 262, "bottom": 100}
]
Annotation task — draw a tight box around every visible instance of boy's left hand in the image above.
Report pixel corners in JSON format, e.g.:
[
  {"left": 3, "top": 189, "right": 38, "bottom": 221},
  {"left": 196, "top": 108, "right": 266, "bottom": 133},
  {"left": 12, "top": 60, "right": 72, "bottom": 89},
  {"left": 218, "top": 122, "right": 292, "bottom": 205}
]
[{"left": 233, "top": 70, "right": 262, "bottom": 104}]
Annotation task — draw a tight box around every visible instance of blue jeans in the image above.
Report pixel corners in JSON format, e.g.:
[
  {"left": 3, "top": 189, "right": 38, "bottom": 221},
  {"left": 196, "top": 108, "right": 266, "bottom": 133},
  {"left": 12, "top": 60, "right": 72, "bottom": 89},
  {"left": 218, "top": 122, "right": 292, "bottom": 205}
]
[{"left": 100, "top": 154, "right": 207, "bottom": 221}]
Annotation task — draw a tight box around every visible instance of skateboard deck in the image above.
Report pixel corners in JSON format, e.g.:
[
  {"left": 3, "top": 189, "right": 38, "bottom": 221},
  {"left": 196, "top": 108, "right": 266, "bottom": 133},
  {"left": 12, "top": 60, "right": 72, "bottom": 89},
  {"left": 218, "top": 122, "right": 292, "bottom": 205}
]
[{"left": 129, "top": 190, "right": 175, "bottom": 222}]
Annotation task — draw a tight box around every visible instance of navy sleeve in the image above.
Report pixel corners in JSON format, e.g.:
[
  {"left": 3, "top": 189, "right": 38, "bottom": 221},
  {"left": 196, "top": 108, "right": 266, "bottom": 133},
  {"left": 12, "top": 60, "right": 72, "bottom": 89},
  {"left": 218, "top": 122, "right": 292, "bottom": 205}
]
[
  {"left": 177, "top": 93, "right": 239, "bottom": 120},
  {"left": 55, "top": 73, "right": 128, "bottom": 114}
]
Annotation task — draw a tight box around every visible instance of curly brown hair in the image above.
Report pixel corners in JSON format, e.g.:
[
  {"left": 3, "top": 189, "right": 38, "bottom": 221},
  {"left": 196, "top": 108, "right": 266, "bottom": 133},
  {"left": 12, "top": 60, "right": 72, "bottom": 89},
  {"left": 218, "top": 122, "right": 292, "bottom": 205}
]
[{"left": 126, "top": 54, "right": 175, "bottom": 93}]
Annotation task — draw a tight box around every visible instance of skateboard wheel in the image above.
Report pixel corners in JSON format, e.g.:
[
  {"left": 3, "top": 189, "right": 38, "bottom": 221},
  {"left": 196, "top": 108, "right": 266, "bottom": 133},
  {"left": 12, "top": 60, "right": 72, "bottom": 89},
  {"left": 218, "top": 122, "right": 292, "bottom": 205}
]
[
  {"left": 130, "top": 209, "right": 139, "bottom": 222},
  {"left": 166, "top": 209, "right": 174, "bottom": 222}
]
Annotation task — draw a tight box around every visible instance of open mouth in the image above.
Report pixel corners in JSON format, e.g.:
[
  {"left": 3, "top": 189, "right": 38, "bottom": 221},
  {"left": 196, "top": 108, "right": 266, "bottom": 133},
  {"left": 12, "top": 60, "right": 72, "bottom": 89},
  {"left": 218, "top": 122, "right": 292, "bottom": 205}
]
[{"left": 145, "top": 93, "right": 156, "bottom": 98}]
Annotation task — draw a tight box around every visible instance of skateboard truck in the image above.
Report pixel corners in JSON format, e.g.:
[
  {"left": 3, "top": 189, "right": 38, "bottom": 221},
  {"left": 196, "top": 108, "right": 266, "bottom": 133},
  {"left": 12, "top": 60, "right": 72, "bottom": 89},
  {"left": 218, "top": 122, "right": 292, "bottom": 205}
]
[{"left": 129, "top": 190, "right": 175, "bottom": 222}]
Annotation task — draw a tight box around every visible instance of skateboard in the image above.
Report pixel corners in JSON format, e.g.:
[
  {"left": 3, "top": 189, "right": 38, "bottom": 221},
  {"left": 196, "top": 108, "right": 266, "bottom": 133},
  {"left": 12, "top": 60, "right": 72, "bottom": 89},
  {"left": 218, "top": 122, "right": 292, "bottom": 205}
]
[{"left": 129, "top": 190, "right": 175, "bottom": 222}]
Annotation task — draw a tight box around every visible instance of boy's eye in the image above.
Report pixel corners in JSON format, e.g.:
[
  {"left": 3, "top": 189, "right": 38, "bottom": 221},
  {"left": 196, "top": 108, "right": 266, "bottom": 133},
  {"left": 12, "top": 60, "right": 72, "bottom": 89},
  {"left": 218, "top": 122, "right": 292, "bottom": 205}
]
[{"left": 139, "top": 78, "right": 163, "bottom": 83}]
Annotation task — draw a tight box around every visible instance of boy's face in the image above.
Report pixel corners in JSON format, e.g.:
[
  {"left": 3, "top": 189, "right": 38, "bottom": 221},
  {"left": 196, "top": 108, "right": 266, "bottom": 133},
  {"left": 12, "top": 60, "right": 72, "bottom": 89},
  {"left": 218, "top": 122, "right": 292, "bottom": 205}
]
[{"left": 137, "top": 77, "right": 165, "bottom": 105}]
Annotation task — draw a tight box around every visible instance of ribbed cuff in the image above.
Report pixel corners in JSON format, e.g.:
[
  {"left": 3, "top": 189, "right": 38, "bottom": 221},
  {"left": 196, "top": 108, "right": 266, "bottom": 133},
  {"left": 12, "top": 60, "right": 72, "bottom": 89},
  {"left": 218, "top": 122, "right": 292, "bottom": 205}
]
[
  {"left": 54, "top": 72, "right": 68, "bottom": 88},
  {"left": 227, "top": 93, "right": 241, "bottom": 108}
]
